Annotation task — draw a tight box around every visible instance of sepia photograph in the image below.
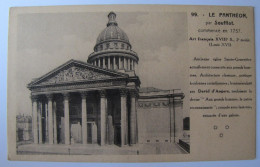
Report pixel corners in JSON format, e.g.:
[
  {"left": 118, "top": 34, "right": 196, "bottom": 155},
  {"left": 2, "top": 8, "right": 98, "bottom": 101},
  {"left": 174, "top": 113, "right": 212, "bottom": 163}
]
[
  {"left": 13, "top": 9, "right": 190, "bottom": 155},
  {"left": 3, "top": 1, "right": 258, "bottom": 166}
]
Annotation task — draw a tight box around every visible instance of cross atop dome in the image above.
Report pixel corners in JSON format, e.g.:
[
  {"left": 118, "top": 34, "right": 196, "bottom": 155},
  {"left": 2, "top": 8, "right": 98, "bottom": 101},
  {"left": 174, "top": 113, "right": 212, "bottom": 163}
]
[{"left": 107, "top": 11, "right": 118, "bottom": 26}]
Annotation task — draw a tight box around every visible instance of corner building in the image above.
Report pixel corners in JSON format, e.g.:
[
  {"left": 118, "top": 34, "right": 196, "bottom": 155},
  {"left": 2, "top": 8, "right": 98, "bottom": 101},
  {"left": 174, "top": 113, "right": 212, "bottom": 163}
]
[{"left": 27, "top": 12, "right": 184, "bottom": 147}]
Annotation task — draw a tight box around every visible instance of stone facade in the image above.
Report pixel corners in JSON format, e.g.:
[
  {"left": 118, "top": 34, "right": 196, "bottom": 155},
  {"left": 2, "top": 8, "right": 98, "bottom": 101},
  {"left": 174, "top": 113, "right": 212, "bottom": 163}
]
[
  {"left": 137, "top": 88, "right": 184, "bottom": 143},
  {"left": 27, "top": 12, "right": 185, "bottom": 147}
]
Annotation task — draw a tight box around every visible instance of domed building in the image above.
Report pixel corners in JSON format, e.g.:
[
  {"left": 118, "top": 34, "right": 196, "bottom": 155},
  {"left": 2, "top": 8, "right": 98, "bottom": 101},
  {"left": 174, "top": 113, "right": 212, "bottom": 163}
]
[
  {"left": 26, "top": 12, "right": 186, "bottom": 153},
  {"left": 88, "top": 12, "right": 138, "bottom": 73}
]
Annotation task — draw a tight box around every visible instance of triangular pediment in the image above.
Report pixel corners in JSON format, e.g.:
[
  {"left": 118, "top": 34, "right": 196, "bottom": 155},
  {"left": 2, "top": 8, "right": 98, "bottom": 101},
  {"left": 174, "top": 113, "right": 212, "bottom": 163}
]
[{"left": 28, "top": 59, "right": 128, "bottom": 87}]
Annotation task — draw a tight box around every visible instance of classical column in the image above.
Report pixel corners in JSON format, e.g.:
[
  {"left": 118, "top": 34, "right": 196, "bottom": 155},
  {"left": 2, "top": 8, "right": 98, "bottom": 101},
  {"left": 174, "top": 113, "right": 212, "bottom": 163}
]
[
  {"left": 108, "top": 57, "right": 111, "bottom": 69},
  {"left": 38, "top": 101, "right": 42, "bottom": 144},
  {"left": 81, "top": 92, "right": 88, "bottom": 145},
  {"left": 47, "top": 94, "right": 53, "bottom": 144},
  {"left": 119, "top": 57, "right": 122, "bottom": 69},
  {"left": 130, "top": 91, "right": 137, "bottom": 145},
  {"left": 63, "top": 93, "right": 70, "bottom": 145},
  {"left": 111, "top": 56, "right": 113, "bottom": 69},
  {"left": 113, "top": 56, "right": 116, "bottom": 70},
  {"left": 45, "top": 103, "right": 48, "bottom": 143},
  {"left": 105, "top": 98, "right": 108, "bottom": 143},
  {"left": 123, "top": 57, "right": 126, "bottom": 70},
  {"left": 53, "top": 101, "right": 57, "bottom": 144},
  {"left": 94, "top": 60, "right": 97, "bottom": 66},
  {"left": 99, "top": 90, "right": 107, "bottom": 146},
  {"left": 98, "top": 58, "right": 101, "bottom": 67},
  {"left": 120, "top": 89, "right": 127, "bottom": 146},
  {"left": 31, "top": 95, "right": 38, "bottom": 144}
]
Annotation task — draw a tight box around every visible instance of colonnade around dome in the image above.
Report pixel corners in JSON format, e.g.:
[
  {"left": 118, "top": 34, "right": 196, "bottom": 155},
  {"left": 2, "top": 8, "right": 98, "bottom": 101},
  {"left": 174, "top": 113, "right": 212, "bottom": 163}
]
[{"left": 89, "top": 56, "right": 137, "bottom": 71}]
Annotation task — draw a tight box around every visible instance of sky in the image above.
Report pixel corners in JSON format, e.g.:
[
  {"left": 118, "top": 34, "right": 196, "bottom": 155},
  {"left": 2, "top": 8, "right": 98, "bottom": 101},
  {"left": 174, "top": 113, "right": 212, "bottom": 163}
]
[{"left": 13, "top": 11, "right": 189, "bottom": 116}]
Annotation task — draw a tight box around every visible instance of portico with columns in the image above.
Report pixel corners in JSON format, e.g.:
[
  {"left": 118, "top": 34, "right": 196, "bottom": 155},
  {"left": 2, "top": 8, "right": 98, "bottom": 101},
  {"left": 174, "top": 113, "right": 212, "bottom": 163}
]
[{"left": 28, "top": 60, "right": 140, "bottom": 146}]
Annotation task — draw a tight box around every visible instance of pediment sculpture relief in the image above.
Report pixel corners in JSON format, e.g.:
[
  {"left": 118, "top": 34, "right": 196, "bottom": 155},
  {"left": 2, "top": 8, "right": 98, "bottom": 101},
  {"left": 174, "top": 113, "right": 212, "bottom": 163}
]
[{"left": 40, "top": 66, "right": 111, "bottom": 85}]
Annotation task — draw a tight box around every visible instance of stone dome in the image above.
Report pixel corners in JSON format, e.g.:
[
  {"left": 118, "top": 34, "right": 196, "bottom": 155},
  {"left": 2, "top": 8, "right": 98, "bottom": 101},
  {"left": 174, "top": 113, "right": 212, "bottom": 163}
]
[
  {"left": 96, "top": 23, "right": 130, "bottom": 44},
  {"left": 94, "top": 12, "right": 131, "bottom": 51}
]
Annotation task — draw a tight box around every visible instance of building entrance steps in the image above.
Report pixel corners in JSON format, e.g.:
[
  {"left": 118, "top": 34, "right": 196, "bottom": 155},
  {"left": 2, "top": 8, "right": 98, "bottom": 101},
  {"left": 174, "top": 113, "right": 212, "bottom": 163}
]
[{"left": 17, "top": 143, "right": 187, "bottom": 155}]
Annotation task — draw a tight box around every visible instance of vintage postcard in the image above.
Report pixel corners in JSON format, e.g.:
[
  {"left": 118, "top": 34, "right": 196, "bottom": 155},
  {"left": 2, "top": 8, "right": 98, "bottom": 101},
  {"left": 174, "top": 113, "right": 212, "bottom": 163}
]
[{"left": 8, "top": 5, "right": 255, "bottom": 162}]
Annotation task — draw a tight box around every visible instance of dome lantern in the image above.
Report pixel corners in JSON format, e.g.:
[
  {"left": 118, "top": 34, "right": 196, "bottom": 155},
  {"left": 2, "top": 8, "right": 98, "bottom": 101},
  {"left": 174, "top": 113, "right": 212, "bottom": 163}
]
[{"left": 107, "top": 12, "right": 118, "bottom": 26}]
